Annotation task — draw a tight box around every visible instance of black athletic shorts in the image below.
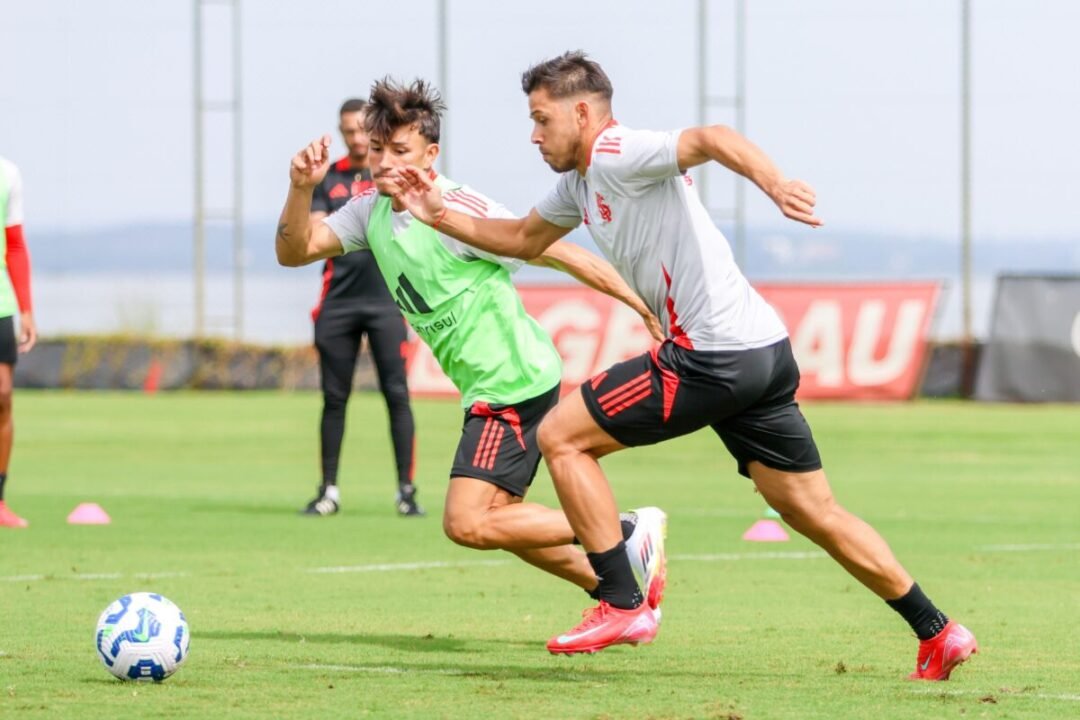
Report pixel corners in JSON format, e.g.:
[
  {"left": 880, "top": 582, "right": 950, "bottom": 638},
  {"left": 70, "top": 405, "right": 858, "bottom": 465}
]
[
  {"left": 0, "top": 316, "right": 16, "bottom": 366},
  {"left": 581, "top": 338, "right": 822, "bottom": 478},
  {"left": 450, "top": 384, "right": 561, "bottom": 497}
]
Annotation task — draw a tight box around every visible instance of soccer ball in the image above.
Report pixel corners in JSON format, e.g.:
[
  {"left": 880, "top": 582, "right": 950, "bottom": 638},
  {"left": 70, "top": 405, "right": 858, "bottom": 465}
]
[{"left": 95, "top": 592, "right": 190, "bottom": 681}]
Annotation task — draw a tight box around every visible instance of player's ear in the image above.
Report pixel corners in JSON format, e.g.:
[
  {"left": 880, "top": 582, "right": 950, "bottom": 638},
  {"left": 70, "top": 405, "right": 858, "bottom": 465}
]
[
  {"left": 424, "top": 142, "right": 440, "bottom": 169},
  {"left": 574, "top": 100, "right": 590, "bottom": 129}
]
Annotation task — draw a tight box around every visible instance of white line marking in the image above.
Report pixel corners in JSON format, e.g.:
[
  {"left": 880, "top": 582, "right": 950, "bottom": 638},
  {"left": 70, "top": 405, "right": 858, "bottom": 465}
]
[
  {"left": 909, "top": 688, "right": 1080, "bottom": 702},
  {"left": 307, "top": 560, "right": 510, "bottom": 574},
  {"left": 0, "top": 571, "right": 188, "bottom": 583},
  {"left": 292, "top": 663, "right": 466, "bottom": 676},
  {"left": 975, "top": 543, "right": 1080, "bottom": 553},
  {"left": 671, "top": 551, "right": 827, "bottom": 561}
]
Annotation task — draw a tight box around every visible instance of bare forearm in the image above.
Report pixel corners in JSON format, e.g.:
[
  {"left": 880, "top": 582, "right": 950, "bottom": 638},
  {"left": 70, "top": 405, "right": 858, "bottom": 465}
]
[
  {"left": 436, "top": 211, "right": 543, "bottom": 260},
  {"left": 539, "top": 244, "right": 649, "bottom": 316},
  {"left": 685, "top": 125, "right": 784, "bottom": 196},
  {"left": 276, "top": 186, "right": 316, "bottom": 266}
]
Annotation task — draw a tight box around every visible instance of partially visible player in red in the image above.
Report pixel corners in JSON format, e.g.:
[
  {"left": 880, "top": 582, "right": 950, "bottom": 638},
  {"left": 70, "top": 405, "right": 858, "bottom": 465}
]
[
  {"left": 389, "top": 52, "right": 977, "bottom": 677},
  {"left": 0, "top": 156, "right": 38, "bottom": 528},
  {"left": 302, "top": 98, "right": 420, "bottom": 518}
]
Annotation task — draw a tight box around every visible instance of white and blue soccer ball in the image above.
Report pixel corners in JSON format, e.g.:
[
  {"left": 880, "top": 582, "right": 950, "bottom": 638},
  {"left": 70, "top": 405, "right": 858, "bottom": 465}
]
[{"left": 95, "top": 592, "right": 190, "bottom": 681}]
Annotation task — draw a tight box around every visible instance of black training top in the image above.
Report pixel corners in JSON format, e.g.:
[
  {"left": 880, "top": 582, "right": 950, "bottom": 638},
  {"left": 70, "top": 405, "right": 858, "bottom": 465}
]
[{"left": 311, "top": 157, "right": 395, "bottom": 315}]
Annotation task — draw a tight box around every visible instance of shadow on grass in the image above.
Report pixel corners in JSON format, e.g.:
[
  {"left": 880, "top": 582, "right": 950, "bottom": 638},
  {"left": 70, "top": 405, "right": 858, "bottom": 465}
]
[
  {"left": 187, "top": 500, "right": 390, "bottom": 519},
  {"left": 198, "top": 629, "right": 482, "bottom": 654}
]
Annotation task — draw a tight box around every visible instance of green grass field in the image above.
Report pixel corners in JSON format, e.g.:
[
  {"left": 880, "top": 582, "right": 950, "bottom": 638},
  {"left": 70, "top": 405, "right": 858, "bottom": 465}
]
[{"left": 1, "top": 391, "right": 1078, "bottom": 719}]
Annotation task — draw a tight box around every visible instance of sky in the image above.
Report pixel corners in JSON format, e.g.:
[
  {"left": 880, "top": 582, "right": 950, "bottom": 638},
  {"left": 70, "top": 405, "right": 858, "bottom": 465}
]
[
  {"left": 0, "top": 0, "right": 1078, "bottom": 343},
  {"left": 2, "top": 0, "right": 1077, "bottom": 241}
]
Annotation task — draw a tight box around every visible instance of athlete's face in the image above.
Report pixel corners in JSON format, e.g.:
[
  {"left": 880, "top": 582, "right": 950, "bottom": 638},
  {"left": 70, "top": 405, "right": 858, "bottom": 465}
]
[
  {"left": 339, "top": 111, "right": 370, "bottom": 163},
  {"left": 528, "top": 89, "right": 584, "bottom": 173},
  {"left": 369, "top": 124, "right": 440, "bottom": 197}
]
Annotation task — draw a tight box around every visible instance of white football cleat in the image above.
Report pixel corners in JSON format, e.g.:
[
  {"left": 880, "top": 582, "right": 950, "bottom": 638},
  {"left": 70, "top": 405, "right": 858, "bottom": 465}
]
[{"left": 624, "top": 506, "right": 667, "bottom": 610}]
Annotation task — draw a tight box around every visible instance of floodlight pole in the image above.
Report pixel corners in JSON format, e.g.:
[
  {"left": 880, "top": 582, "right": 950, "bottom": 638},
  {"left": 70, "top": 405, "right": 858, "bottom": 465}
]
[
  {"left": 437, "top": 0, "right": 450, "bottom": 177},
  {"left": 193, "top": 0, "right": 205, "bottom": 340},
  {"left": 960, "top": 0, "right": 975, "bottom": 395},
  {"left": 696, "top": 0, "right": 747, "bottom": 265},
  {"left": 961, "top": 0, "right": 972, "bottom": 344}
]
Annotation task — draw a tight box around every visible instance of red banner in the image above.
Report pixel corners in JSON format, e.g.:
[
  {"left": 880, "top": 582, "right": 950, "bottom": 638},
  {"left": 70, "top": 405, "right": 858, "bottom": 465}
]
[{"left": 406, "top": 282, "right": 940, "bottom": 401}]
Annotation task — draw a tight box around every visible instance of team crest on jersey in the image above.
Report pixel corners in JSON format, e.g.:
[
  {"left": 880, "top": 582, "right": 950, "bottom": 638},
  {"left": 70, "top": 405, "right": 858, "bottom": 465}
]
[{"left": 595, "top": 192, "right": 612, "bottom": 223}]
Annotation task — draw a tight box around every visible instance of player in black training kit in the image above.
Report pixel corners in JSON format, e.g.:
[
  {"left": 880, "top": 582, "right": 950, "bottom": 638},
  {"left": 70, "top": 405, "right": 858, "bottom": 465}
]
[{"left": 302, "top": 98, "right": 421, "bottom": 517}]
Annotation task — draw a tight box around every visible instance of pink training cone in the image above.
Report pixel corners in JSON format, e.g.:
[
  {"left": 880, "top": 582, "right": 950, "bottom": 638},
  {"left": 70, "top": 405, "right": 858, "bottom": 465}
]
[
  {"left": 67, "top": 503, "right": 111, "bottom": 525},
  {"left": 741, "top": 519, "right": 789, "bottom": 542}
]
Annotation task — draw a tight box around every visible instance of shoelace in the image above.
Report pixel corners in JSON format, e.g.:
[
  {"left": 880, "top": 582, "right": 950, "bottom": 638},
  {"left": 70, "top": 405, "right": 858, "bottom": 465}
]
[{"left": 573, "top": 602, "right": 612, "bottom": 631}]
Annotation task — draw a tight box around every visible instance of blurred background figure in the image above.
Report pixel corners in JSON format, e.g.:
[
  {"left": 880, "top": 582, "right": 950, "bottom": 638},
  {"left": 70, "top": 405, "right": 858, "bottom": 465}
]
[
  {"left": 0, "top": 156, "right": 37, "bottom": 528},
  {"left": 302, "top": 99, "right": 420, "bottom": 517}
]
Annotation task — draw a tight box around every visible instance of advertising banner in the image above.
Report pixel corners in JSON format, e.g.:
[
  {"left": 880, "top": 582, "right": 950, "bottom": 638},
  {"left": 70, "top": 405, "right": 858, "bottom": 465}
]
[{"left": 407, "top": 282, "right": 941, "bottom": 401}]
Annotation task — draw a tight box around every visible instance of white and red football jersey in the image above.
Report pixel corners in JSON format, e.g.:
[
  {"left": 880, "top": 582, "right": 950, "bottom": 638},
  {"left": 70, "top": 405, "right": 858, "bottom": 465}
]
[{"left": 535, "top": 122, "right": 788, "bottom": 352}]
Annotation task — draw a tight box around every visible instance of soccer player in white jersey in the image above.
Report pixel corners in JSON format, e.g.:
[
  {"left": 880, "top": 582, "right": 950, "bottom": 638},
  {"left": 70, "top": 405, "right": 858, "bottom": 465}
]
[{"left": 388, "top": 52, "right": 978, "bottom": 677}]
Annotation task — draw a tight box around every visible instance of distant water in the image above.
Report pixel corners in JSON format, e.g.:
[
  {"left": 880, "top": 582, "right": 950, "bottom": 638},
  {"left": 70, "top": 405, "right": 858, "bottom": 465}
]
[{"left": 38, "top": 271, "right": 996, "bottom": 345}]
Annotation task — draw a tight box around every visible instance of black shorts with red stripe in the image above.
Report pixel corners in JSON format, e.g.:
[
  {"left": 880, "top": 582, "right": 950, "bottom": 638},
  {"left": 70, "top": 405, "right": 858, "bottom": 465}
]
[
  {"left": 450, "top": 384, "right": 561, "bottom": 497},
  {"left": 581, "top": 339, "right": 822, "bottom": 479}
]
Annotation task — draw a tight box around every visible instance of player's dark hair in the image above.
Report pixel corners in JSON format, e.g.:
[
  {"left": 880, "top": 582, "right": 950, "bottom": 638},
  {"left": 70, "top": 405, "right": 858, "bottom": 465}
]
[
  {"left": 339, "top": 98, "right": 367, "bottom": 115},
  {"left": 365, "top": 77, "right": 445, "bottom": 144},
  {"left": 521, "top": 50, "right": 613, "bottom": 102}
]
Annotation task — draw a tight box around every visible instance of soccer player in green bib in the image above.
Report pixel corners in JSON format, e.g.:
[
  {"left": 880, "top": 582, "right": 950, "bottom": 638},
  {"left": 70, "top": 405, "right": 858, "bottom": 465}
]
[{"left": 275, "top": 78, "right": 669, "bottom": 609}]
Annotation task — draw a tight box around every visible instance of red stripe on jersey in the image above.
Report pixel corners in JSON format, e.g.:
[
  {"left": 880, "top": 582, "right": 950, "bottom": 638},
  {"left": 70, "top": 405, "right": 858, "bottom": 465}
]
[
  {"left": 586, "top": 119, "right": 621, "bottom": 167},
  {"left": 661, "top": 264, "right": 694, "bottom": 350},
  {"left": 589, "top": 371, "right": 608, "bottom": 390},
  {"left": 595, "top": 149, "right": 622, "bottom": 155},
  {"left": 450, "top": 189, "right": 489, "bottom": 210},
  {"left": 311, "top": 258, "right": 334, "bottom": 322},
  {"left": 446, "top": 194, "right": 488, "bottom": 217}
]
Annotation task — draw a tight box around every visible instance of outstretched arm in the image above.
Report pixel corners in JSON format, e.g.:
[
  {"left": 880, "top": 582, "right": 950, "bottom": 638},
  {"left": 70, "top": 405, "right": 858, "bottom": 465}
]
[
  {"left": 276, "top": 135, "right": 347, "bottom": 267},
  {"left": 389, "top": 166, "right": 570, "bottom": 260},
  {"left": 677, "top": 125, "right": 823, "bottom": 227},
  {"left": 529, "top": 241, "right": 664, "bottom": 343}
]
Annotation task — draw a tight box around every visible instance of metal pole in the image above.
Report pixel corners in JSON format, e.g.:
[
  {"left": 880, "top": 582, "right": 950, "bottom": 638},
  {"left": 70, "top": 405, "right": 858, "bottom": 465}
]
[
  {"left": 734, "top": 0, "right": 747, "bottom": 266},
  {"left": 696, "top": 0, "right": 707, "bottom": 204},
  {"left": 192, "top": 0, "right": 205, "bottom": 340},
  {"left": 437, "top": 0, "right": 449, "bottom": 176},
  {"left": 961, "top": 0, "right": 972, "bottom": 343},
  {"left": 232, "top": 0, "right": 244, "bottom": 341}
]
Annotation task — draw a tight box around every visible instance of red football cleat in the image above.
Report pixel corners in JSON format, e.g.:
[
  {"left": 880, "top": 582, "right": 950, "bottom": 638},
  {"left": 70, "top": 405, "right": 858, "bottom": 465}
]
[
  {"left": 547, "top": 601, "right": 659, "bottom": 655},
  {"left": 0, "top": 501, "right": 29, "bottom": 528},
  {"left": 909, "top": 620, "right": 978, "bottom": 680}
]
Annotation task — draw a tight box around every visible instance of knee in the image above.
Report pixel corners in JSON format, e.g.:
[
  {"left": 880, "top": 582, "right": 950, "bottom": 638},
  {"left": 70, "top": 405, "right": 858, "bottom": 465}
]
[
  {"left": 442, "top": 511, "right": 492, "bottom": 550},
  {"left": 381, "top": 381, "right": 411, "bottom": 408},
  {"left": 536, "top": 416, "right": 566, "bottom": 459}
]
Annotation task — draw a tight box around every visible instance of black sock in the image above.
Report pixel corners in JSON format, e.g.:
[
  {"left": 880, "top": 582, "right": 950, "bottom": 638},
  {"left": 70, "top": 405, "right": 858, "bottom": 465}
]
[
  {"left": 0, "top": 472, "right": 6, "bottom": 501},
  {"left": 586, "top": 542, "right": 643, "bottom": 610},
  {"left": 572, "top": 520, "right": 635, "bottom": 546},
  {"left": 886, "top": 583, "right": 949, "bottom": 640}
]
